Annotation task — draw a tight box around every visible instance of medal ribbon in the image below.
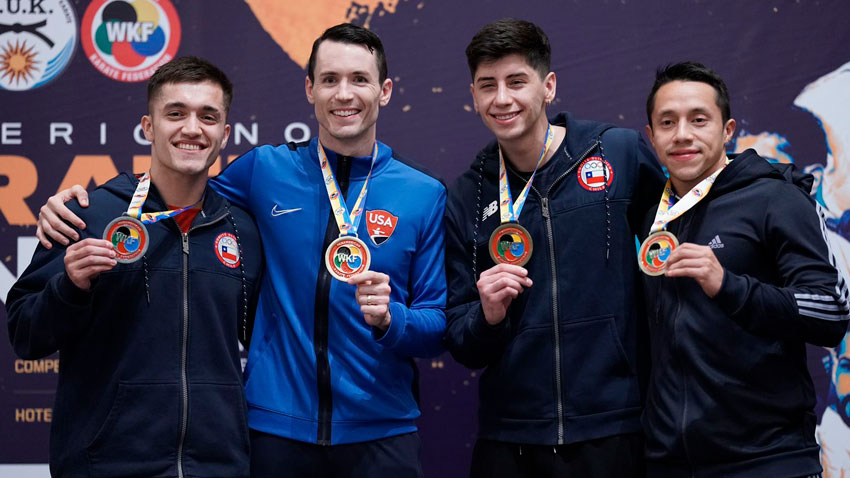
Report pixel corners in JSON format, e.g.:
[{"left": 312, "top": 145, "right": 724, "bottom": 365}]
[
  {"left": 127, "top": 172, "right": 201, "bottom": 224},
  {"left": 650, "top": 158, "right": 731, "bottom": 233},
  {"left": 318, "top": 141, "right": 377, "bottom": 236},
  {"left": 498, "top": 124, "right": 555, "bottom": 223}
]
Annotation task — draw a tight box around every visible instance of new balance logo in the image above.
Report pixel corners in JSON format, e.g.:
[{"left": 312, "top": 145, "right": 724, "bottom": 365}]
[
  {"left": 708, "top": 235, "right": 724, "bottom": 249},
  {"left": 482, "top": 200, "right": 498, "bottom": 221}
]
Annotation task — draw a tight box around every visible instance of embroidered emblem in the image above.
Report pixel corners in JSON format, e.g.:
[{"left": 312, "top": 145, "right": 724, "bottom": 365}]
[
  {"left": 577, "top": 156, "right": 614, "bottom": 192},
  {"left": 366, "top": 209, "right": 398, "bottom": 246},
  {"left": 215, "top": 232, "right": 240, "bottom": 268}
]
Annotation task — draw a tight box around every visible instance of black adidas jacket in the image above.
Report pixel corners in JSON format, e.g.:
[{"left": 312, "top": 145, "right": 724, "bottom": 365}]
[{"left": 641, "top": 149, "right": 850, "bottom": 477}]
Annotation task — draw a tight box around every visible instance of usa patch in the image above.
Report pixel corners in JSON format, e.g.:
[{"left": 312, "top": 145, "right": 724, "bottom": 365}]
[
  {"left": 366, "top": 209, "right": 398, "bottom": 246},
  {"left": 577, "top": 156, "right": 614, "bottom": 191},
  {"left": 215, "top": 233, "right": 241, "bottom": 268}
]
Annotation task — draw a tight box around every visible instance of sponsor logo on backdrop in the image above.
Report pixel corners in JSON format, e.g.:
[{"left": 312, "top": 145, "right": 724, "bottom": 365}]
[
  {"left": 81, "top": 0, "right": 180, "bottom": 82},
  {"left": 0, "top": 0, "right": 77, "bottom": 90}
]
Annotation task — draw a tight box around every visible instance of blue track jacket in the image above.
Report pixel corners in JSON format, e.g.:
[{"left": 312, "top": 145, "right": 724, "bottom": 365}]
[{"left": 211, "top": 138, "right": 447, "bottom": 445}]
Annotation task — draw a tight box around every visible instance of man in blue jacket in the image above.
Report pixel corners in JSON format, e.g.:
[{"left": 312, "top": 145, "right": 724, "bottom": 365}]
[
  {"left": 7, "top": 57, "right": 263, "bottom": 477},
  {"left": 34, "top": 24, "right": 446, "bottom": 478},
  {"left": 444, "top": 19, "right": 665, "bottom": 477},
  {"left": 641, "top": 61, "right": 849, "bottom": 478}
]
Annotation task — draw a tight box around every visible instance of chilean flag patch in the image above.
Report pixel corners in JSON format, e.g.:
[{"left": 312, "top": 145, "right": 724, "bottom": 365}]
[{"left": 215, "top": 232, "right": 241, "bottom": 268}]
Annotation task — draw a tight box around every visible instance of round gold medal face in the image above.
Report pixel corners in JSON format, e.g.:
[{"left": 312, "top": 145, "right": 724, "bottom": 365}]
[
  {"left": 638, "top": 231, "right": 679, "bottom": 276},
  {"left": 103, "top": 216, "right": 149, "bottom": 264},
  {"left": 325, "top": 236, "right": 371, "bottom": 281},
  {"left": 489, "top": 223, "right": 533, "bottom": 267}
]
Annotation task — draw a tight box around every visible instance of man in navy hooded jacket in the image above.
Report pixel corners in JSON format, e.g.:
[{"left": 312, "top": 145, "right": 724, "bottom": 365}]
[
  {"left": 444, "top": 19, "right": 665, "bottom": 477},
  {"left": 641, "top": 61, "right": 850, "bottom": 478},
  {"left": 6, "top": 57, "right": 263, "bottom": 477}
]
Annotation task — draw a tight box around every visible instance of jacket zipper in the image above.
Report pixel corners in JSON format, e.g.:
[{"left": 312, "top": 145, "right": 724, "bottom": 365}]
[
  {"left": 177, "top": 232, "right": 190, "bottom": 478},
  {"left": 513, "top": 139, "right": 597, "bottom": 445},
  {"left": 174, "top": 212, "right": 227, "bottom": 477},
  {"left": 314, "top": 155, "right": 352, "bottom": 445},
  {"left": 674, "top": 215, "right": 695, "bottom": 476}
]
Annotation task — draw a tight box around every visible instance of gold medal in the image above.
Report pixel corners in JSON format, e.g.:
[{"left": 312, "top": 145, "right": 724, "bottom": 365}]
[
  {"left": 489, "top": 222, "right": 533, "bottom": 266},
  {"left": 103, "top": 215, "right": 149, "bottom": 264},
  {"left": 325, "top": 235, "right": 371, "bottom": 281},
  {"left": 638, "top": 230, "right": 679, "bottom": 276}
]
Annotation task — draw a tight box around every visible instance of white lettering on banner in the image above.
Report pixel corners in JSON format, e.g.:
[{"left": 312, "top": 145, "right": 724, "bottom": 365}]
[
  {"left": 1, "top": 122, "right": 22, "bottom": 145},
  {"left": 49, "top": 123, "right": 73, "bottom": 145},
  {"left": 285, "top": 122, "right": 310, "bottom": 143},
  {"left": 133, "top": 124, "right": 151, "bottom": 146},
  {"left": 105, "top": 22, "right": 155, "bottom": 43},
  {"left": 0, "top": 237, "right": 38, "bottom": 305},
  {"left": 0, "top": 121, "right": 304, "bottom": 146},
  {"left": 234, "top": 122, "right": 258, "bottom": 146}
]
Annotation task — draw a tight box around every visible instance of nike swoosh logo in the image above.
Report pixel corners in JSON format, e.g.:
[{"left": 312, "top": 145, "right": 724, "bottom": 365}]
[{"left": 270, "top": 205, "right": 302, "bottom": 216}]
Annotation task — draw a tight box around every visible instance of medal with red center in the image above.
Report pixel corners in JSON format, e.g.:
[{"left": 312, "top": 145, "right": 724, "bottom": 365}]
[
  {"left": 318, "top": 141, "right": 377, "bottom": 281},
  {"left": 102, "top": 172, "right": 200, "bottom": 264},
  {"left": 488, "top": 124, "right": 554, "bottom": 267}
]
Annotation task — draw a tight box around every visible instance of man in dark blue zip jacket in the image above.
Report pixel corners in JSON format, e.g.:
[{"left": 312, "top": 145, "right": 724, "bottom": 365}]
[
  {"left": 641, "top": 61, "right": 850, "bottom": 478},
  {"left": 444, "top": 19, "right": 665, "bottom": 477},
  {"left": 6, "top": 57, "right": 263, "bottom": 477}
]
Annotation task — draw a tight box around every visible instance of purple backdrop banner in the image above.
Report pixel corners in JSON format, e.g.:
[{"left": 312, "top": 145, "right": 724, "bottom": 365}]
[{"left": 2, "top": 1, "right": 849, "bottom": 476}]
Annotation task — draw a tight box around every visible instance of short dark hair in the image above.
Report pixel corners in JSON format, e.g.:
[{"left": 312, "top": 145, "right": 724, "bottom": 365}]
[
  {"left": 646, "top": 61, "right": 731, "bottom": 126},
  {"left": 465, "top": 19, "right": 551, "bottom": 80},
  {"left": 147, "top": 56, "right": 233, "bottom": 114},
  {"left": 307, "top": 23, "right": 388, "bottom": 83}
]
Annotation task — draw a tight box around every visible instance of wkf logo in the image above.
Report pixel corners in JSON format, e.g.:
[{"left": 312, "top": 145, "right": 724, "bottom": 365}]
[
  {"left": 81, "top": 0, "right": 180, "bottom": 82},
  {"left": 0, "top": 0, "right": 77, "bottom": 91},
  {"left": 366, "top": 209, "right": 398, "bottom": 246},
  {"left": 214, "top": 232, "right": 240, "bottom": 268}
]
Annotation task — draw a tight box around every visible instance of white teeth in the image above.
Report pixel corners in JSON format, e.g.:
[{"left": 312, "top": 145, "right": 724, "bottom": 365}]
[
  {"left": 495, "top": 113, "right": 518, "bottom": 120},
  {"left": 333, "top": 110, "right": 358, "bottom": 117},
  {"left": 176, "top": 143, "right": 201, "bottom": 151}
]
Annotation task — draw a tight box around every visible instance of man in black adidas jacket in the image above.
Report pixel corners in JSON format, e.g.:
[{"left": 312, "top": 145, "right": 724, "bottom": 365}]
[
  {"left": 641, "top": 61, "right": 850, "bottom": 478},
  {"left": 444, "top": 19, "right": 665, "bottom": 477}
]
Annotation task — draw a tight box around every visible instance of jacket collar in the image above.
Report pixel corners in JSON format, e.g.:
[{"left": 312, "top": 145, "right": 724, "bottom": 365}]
[{"left": 308, "top": 136, "right": 393, "bottom": 181}]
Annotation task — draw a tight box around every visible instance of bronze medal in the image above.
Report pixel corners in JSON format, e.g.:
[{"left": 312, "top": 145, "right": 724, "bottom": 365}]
[
  {"left": 489, "top": 222, "right": 533, "bottom": 267},
  {"left": 325, "top": 235, "right": 371, "bottom": 281},
  {"left": 638, "top": 230, "right": 679, "bottom": 276}
]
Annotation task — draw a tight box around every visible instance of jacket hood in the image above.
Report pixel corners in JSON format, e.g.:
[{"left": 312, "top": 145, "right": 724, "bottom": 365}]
[
  {"left": 472, "top": 111, "right": 616, "bottom": 176},
  {"left": 714, "top": 149, "right": 814, "bottom": 196}
]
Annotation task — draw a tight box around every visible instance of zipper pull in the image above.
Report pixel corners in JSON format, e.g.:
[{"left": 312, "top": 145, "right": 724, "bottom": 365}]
[
  {"left": 182, "top": 233, "right": 189, "bottom": 254},
  {"left": 541, "top": 197, "right": 550, "bottom": 219}
]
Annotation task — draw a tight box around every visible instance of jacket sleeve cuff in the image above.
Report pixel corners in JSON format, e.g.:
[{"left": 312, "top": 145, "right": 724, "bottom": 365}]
[
  {"left": 469, "top": 305, "right": 509, "bottom": 341},
  {"left": 713, "top": 268, "right": 747, "bottom": 317},
  {"left": 374, "top": 302, "right": 405, "bottom": 347},
  {"left": 55, "top": 273, "right": 94, "bottom": 307}
]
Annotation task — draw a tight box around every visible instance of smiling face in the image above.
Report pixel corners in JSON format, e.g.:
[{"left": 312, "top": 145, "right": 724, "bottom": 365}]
[
  {"left": 470, "top": 54, "right": 555, "bottom": 146},
  {"left": 142, "top": 80, "right": 231, "bottom": 181},
  {"left": 305, "top": 40, "right": 392, "bottom": 156},
  {"left": 646, "top": 80, "right": 736, "bottom": 196}
]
